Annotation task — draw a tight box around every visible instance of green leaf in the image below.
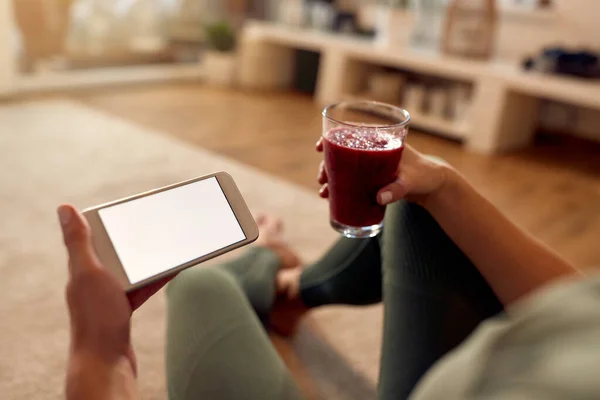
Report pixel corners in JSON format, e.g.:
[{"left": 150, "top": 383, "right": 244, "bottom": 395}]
[{"left": 205, "top": 21, "right": 236, "bottom": 52}]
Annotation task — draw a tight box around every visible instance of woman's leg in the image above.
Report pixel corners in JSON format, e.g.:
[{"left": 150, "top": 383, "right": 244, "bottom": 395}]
[
  {"left": 278, "top": 201, "right": 503, "bottom": 399},
  {"left": 165, "top": 266, "right": 304, "bottom": 400},
  {"left": 299, "top": 235, "right": 383, "bottom": 307},
  {"left": 178, "top": 204, "right": 502, "bottom": 399},
  {"left": 218, "top": 220, "right": 385, "bottom": 335},
  {"left": 377, "top": 201, "right": 503, "bottom": 399}
]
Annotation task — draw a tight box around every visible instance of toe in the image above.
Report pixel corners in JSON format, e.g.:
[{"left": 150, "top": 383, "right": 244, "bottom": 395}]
[{"left": 256, "top": 214, "right": 266, "bottom": 225}]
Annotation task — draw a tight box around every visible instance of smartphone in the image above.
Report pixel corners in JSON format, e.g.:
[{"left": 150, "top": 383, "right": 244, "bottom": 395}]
[{"left": 83, "top": 172, "right": 258, "bottom": 292}]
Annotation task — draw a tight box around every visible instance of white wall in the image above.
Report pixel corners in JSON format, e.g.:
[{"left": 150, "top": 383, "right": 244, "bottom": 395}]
[
  {"left": 556, "top": 0, "right": 600, "bottom": 45},
  {"left": 0, "top": 0, "right": 17, "bottom": 96},
  {"left": 496, "top": 0, "right": 600, "bottom": 62},
  {"left": 553, "top": 0, "right": 600, "bottom": 141},
  {"left": 496, "top": 0, "right": 600, "bottom": 142}
]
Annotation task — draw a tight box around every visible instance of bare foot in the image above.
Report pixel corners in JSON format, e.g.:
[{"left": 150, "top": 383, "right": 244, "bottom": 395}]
[
  {"left": 255, "top": 214, "right": 308, "bottom": 336},
  {"left": 255, "top": 215, "right": 301, "bottom": 270},
  {"left": 271, "top": 267, "right": 309, "bottom": 337}
]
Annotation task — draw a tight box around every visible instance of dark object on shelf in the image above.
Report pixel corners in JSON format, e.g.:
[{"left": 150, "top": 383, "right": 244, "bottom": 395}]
[
  {"left": 294, "top": 50, "right": 321, "bottom": 94},
  {"left": 354, "top": 28, "right": 376, "bottom": 39},
  {"left": 523, "top": 47, "right": 600, "bottom": 79},
  {"left": 333, "top": 11, "right": 357, "bottom": 34}
]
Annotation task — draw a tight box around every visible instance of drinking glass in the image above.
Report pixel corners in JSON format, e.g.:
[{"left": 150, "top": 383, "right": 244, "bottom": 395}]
[{"left": 322, "top": 100, "right": 410, "bottom": 238}]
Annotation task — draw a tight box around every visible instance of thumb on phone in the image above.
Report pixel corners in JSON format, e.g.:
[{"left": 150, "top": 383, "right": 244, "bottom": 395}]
[{"left": 58, "top": 204, "right": 100, "bottom": 274}]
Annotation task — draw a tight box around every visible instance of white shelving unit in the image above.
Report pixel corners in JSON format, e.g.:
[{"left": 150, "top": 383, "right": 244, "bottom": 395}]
[{"left": 238, "top": 20, "right": 600, "bottom": 153}]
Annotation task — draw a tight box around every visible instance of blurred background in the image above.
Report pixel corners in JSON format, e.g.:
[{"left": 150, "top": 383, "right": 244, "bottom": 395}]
[
  {"left": 1, "top": 1, "right": 599, "bottom": 399},
  {"left": 2, "top": 0, "right": 600, "bottom": 150}
]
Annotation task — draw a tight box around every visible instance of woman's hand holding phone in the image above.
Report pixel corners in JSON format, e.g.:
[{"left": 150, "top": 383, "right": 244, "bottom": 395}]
[{"left": 58, "top": 204, "right": 170, "bottom": 399}]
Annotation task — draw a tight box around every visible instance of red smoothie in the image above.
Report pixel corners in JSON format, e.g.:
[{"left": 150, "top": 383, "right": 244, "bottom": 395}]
[{"left": 323, "top": 127, "right": 404, "bottom": 228}]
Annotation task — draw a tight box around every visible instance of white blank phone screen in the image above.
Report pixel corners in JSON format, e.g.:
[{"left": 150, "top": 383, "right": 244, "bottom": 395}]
[{"left": 98, "top": 177, "right": 246, "bottom": 285}]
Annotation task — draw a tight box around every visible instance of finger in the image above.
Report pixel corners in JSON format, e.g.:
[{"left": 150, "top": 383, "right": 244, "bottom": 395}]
[
  {"left": 319, "top": 184, "right": 329, "bottom": 198},
  {"left": 127, "top": 274, "right": 176, "bottom": 311},
  {"left": 126, "top": 345, "right": 138, "bottom": 378},
  {"left": 377, "top": 178, "right": 408, "bottom": 206},
  {"left": 316, "top": 137, "right": 324, "bottom": 152},
  {"left": 317, "top": 161, "right": 328, "bottom": 185},
  {"left": 57, "top": 205, "right": 100, "bottom": 274}
]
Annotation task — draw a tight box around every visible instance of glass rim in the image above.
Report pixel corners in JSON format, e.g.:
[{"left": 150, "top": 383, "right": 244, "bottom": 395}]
[{"left": 322, "top": 100, "right": 411, "bottom": 129}]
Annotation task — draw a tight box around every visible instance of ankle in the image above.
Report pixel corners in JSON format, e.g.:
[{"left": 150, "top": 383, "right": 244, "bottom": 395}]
[{"left": 259, "top": 243, "right": 301, "bottom": 271}]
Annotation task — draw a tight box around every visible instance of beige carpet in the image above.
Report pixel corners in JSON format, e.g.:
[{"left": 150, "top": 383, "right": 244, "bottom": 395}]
[{"left": 0, "top": 100, "right": 383, "bottom": 399}]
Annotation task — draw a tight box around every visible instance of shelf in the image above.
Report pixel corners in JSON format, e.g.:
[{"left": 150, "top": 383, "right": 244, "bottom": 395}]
[
  {"left": 245, "top": 20, "right": 487, "bottom": 82},
  {"left": 341, "top": 92, "right": 467, "bottom": 140},
  {"left": 347, "top": 46, "right": 487, "bottom": 82},
  {"left": 409, "top": 110, "right": 467, "bottom": 140},
  {"left": 500, "top": 4, "right": 557, "bottom": 23},
  {"left": 245, "top": 21, "right": 372, "bottom": 53},
  {"left": 240, "top": 20, "right": 600, "bottom": 152},
  {"left": 16, "top": 63, "right": 205, "bottom": 93},
  {"left": 490, "top": 63, "right": 600, "bottom": 110},
  {"left": 248, "top": 21, "right": 600, "bottom": 112}
]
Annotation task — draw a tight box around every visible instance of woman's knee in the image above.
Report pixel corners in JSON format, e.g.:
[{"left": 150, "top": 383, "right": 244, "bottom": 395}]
[
  {"left": 166, "top": 267, "right": 263, "bottom": 337},
  {"left": 384, "top": 200, "right": 433, "bottom": 228},
  {"left": 166, "top": 267, "right": 243, "bottom": 307},
  {"left": 383, "top": 201, "right": 444, "bottom": 253}
]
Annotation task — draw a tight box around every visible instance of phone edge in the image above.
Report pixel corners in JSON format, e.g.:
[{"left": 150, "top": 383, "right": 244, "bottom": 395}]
[{"left": 83, "top": 171, "right": 259, "bottom": 292}]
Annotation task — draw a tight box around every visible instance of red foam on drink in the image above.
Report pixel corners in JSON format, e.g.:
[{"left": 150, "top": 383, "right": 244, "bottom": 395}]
[{"left": 326, "top": 128, "right": 403, "bottom": 151}]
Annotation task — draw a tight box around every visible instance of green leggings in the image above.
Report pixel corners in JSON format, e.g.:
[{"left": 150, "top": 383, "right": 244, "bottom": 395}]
[{"left": 165, "top": 201, "right": 503, "bottom": 400}]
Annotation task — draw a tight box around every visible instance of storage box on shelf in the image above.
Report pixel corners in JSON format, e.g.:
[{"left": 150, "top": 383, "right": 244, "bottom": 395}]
[
  {"left": 344, "top": 67, "right": 472, "bottom": 140},
  {"left": 238, "top": 20, "right": 600, "bottom": 153},
  {"left": 342, "top": 91, "right": 468, "bottom": 141}
]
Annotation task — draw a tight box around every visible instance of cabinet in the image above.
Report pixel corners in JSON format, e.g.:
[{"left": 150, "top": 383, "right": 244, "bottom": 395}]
[{"left": 238, "top": 20, "right": 600, "bottom": 153}]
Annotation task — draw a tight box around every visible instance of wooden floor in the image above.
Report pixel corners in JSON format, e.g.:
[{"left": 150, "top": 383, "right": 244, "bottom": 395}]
[{"left": 72, "top": 83, "right": 600, "bottom": 268}]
